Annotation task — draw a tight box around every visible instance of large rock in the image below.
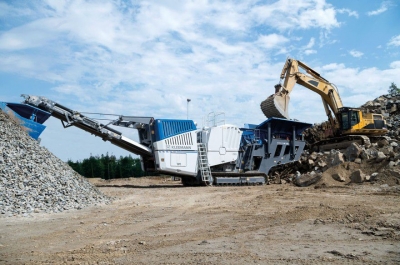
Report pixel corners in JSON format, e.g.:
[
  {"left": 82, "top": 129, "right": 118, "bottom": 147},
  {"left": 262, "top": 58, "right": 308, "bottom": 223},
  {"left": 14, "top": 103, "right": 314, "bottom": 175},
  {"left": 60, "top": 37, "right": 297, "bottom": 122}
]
[
  {"left": 344, "top": 143, "right": 362, "bottom": 162},
  {"left": 327, "top": 150, "right": 345, "bottom": 167},
  {"left": 332, "top": 173, "right": 346, "bottom": 182},
  {"left": 380, "top": 145, "right": 394, "bottom": 156},
  {"left": 310, "top": 152, "right": 318, "bottom": 160},
  {"left": 368, "top": 172, "right": 379, "bottom": 181},
  {"left": 295, "top": 172, "right": 322, "bottom": 187},
  {"left": 377, "top": 139, "right": 389, "bottom": 148},
  {"left": 317, "top": 160, "right": 327, "bottom": 168},
  {"left": 350, "top": 169, "right": 366, "bottom": 183},
  {"left": 360, "top": 149, "right": 370, "bottom": 160},
  {"left": 364, "top": 148, "right": 379, "bottom": 159},
  {"left": 376, "top": 152, "right": 387, "bottom": 162},
  {"left": 390, "top": 104, "right": 397, "bottom": 113}
]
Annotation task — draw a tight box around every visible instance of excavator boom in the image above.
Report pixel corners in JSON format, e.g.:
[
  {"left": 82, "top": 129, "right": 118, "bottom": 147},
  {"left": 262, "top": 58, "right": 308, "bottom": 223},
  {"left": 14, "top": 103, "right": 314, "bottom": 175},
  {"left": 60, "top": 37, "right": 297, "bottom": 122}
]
[
  {"left": 261, "top": 58, "right": 343, "bottom": 126},
  {"left": 261, "top": 58, "right": 387, "bottom": 145}
]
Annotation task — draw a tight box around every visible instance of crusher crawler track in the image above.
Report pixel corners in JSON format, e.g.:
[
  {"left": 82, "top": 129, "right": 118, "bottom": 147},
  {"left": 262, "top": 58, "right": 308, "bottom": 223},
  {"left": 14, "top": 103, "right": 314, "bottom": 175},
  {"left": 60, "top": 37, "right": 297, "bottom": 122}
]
[{"left": 212, "top": 172, "right": 267, "bottom": 186}]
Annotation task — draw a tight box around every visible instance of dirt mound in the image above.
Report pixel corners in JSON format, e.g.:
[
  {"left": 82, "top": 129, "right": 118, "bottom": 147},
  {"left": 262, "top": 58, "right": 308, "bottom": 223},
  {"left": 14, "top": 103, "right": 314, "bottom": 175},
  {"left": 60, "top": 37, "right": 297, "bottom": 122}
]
[{"left": 0, "top": 109, "right": 111, "bottom": 217}]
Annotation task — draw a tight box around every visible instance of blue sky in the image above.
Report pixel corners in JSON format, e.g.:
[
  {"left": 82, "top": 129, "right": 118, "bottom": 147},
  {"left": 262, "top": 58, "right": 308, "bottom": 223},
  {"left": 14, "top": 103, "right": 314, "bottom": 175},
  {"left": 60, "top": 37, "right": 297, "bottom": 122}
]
[{"left": 1, "top": 0, "right": 399, "bottom": 161}]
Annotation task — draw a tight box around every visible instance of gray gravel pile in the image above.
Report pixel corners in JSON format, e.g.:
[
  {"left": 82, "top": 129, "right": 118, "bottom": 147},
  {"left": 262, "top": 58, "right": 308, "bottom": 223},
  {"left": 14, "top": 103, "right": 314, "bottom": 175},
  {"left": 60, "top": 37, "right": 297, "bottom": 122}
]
[{"left": 0, "top": 110, "right": 111, "bottom": 217}]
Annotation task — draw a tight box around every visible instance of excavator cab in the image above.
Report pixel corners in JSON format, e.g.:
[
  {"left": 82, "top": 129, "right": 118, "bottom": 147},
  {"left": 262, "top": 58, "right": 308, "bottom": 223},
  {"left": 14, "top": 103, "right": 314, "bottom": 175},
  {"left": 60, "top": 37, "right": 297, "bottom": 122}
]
[
  {"left": 338, "top": 107, "right": 387, "bottom": 135},
  {"left": 338, "top": 107, "right": 360, "bottom": 131}
]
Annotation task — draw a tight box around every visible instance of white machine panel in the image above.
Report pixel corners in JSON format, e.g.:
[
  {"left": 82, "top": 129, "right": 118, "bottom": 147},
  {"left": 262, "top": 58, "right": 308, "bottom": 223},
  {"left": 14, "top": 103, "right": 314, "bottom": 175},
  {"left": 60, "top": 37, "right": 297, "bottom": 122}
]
[
  {"left": 205, "top": 124, "right": 242, "bottom": 166},
  {"left": 153, "top": 131, "right": 198, "bottom": 176},
  {"left": 170, "top": 153, "right": 187, "bottom": 167}
]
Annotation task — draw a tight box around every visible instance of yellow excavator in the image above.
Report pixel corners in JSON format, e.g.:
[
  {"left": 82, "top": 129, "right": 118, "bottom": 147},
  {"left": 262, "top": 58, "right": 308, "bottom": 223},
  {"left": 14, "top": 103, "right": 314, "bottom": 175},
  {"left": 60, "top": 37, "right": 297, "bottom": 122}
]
[{"left": 260, "top": 58, "right": 387, "bottom": 150}]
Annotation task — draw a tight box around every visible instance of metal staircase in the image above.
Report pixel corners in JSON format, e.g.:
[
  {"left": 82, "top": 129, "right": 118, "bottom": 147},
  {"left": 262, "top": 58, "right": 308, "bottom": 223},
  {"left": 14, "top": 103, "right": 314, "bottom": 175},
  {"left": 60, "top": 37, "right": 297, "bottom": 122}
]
[{"left": 197, "top": 143, "right": 212, "bottom": 184}]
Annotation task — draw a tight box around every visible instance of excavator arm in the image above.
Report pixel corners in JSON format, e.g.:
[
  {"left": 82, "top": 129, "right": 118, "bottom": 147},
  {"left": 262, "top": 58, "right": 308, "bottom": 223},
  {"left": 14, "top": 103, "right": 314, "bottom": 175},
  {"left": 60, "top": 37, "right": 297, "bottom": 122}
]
[
  {"left": 261, "top": 58, "right": 388, "bottom": 141},
  {"left": 261, "top": 58, "right": 344, "bottom": 131}
]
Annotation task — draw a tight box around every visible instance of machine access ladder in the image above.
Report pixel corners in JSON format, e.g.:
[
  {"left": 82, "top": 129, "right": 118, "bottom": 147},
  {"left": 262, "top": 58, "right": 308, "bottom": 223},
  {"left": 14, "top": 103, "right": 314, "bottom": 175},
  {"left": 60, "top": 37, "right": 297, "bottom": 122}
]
[{"left": 197, "top": 143, "right": 212, "bottom": 185}]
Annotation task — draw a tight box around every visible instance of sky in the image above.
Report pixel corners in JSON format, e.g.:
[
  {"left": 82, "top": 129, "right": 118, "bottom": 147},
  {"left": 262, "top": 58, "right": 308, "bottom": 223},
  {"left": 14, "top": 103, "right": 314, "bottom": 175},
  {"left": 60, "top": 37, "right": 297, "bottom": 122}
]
[{"left": 1, "top": 0, "right": 399, "bottom": 162}]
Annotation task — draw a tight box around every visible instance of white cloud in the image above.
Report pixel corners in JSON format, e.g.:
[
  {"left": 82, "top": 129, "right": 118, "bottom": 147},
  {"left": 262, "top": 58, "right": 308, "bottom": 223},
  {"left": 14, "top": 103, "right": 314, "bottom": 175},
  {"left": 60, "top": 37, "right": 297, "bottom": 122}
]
[
  {"left": 349, "top": 50, "right": 363, "bottom": 58},
  {"left": 0, "top": 2, "right": 44, "bottom": 19},
  {"left": 322, "top": 62, "right": 400, "bottom": 104},
  {"left": 337, "top": 8, "right": 359, "bottom": 18},
  {"left": 322, "top": 63, "right": 345, "bottom": 71},
  {"left": 252, "top": 0, "right": 340, "bottom": 30},
  {"left": 390, "top": 61, "right": 400, "bottom": 68},
  {"left": 367, "top": 1, "right": 392, "bottom": 16},
  {"left": 304, "top": 38, "right": 315, "bottom": 49},
  {"left": 318, "top": 30, "right": 337, "bottom": 47},
  {"left": 303, "top": 50, "right": 316, "bottom": 55},
  {"left": 388, "top": 35, "right": 400, "bottom": 47},
  {"left": 257, "top": 34, "right": 289, "bottom": 49},
  {"left": 0, "top": 18, "right": 60, "bottom": 50},
  {"left": 301, "top": 38, "right": 317, "bottom": 55}
]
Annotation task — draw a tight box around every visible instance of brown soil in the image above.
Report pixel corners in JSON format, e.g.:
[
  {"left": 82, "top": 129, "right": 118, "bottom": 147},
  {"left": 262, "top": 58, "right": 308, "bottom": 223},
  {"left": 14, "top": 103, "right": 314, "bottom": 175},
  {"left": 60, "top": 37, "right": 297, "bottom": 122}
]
[{"left": 1, "top": 177, "right": 400, "bottom": 264}]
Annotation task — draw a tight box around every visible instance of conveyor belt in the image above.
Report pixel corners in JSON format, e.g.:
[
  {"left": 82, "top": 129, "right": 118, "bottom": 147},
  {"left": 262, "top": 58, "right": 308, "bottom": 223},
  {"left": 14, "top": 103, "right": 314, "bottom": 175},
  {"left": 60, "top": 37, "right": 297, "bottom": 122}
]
[{"left": 21, "top": 95, "right": 153, "bottom": 157}]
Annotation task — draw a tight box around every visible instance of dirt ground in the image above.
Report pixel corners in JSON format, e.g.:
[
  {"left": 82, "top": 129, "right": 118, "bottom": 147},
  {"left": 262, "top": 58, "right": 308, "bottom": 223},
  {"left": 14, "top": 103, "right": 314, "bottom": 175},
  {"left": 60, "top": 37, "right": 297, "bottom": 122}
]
[{"left": 1, "top": 177, "right": 400, "bottom": 264}]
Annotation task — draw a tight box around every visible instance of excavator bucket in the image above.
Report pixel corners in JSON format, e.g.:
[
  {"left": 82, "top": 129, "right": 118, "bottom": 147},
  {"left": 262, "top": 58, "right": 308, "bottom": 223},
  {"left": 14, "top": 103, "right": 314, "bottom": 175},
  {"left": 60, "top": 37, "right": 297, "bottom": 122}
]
[{"left": 260, "top": 93, "right": 290, "bottom": 119}]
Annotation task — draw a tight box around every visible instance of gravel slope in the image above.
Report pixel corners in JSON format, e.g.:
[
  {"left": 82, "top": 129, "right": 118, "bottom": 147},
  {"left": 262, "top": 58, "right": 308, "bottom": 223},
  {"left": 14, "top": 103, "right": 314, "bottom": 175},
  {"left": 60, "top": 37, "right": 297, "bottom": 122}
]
[{"left": 0, "top": 109, "right": 111, "bottom": 217}]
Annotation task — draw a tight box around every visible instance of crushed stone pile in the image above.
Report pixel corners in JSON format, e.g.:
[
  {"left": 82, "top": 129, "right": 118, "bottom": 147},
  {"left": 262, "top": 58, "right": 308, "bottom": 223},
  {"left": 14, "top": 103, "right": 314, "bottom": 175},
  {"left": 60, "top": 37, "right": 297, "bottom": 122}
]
[
  {"left": 271, "top": 93, "right": 400, "bottom": 189},
  {"left": 0, "top": 110, "right": 111, "bottom": 217}
]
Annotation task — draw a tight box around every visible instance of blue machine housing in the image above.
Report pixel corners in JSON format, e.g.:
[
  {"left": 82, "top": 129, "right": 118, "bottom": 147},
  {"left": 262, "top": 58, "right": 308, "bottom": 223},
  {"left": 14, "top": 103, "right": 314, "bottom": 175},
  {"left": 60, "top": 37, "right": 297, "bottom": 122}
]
[
  {"left": 152, "top": 119, "right": 197, "bottom": 141},
  {"left": 0, "top": 102, "right": 51, "bottom": 140},
  {"left": 242, "top": 117, "right": 312, "bottom": 143},
  {"left": 236, "top": 117, "right": 312, "bottom": 176}
]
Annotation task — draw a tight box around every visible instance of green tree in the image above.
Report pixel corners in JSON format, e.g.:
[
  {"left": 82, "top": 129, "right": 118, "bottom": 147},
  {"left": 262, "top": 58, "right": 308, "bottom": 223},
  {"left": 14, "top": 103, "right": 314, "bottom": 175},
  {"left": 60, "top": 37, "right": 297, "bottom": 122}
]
[
  {"left": 67, "top": 154, "right": 145, "bottom": 179},
  {"left": 81, "top": 155, "right": 105, "bottom": 178},
  {"left": 132, "top": 158, "right": 144, "bottom": 177},
  {"left": 100, "top": 153, "right": 117, "bottom": 180},
  {"left": 67, "top": 159, "right": 83, "bottom": 175},
  {"left": 388, "top": 82, "right": 399, "bottom": 95},
  {"left": 119, "top": 155, "right": 133, "bottom": 178}
]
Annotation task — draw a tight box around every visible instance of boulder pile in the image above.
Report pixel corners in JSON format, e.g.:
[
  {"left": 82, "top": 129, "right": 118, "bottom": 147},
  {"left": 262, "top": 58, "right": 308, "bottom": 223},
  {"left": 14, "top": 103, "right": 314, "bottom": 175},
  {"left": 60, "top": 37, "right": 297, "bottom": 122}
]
[
  {"left": 275, "top": 93, "right": 400, "bottom": 188},
  {"left": 0, "top": 110, "right": 111, "bottom": 217},
  {"left": 361, "top": 93, "right": 400, "bottom": 137}
]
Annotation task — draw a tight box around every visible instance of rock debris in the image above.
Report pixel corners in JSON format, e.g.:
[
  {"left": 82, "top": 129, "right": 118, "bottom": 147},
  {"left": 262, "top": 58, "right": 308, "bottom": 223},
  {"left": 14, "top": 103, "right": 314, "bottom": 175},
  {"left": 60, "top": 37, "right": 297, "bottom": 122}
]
[
  {"left": 0, "top": 110, "right": 111, "bottom": 217},
  {"left": 272, "top": 93, "right": 400, "bottom": 187}
]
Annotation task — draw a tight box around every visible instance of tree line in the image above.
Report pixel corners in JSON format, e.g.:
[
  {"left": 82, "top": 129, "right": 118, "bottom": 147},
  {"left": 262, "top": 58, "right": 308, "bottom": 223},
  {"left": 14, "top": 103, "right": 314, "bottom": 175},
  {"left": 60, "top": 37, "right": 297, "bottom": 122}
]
[{"left": 67, "top": 153, "right": 145, "bottom": 179}]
